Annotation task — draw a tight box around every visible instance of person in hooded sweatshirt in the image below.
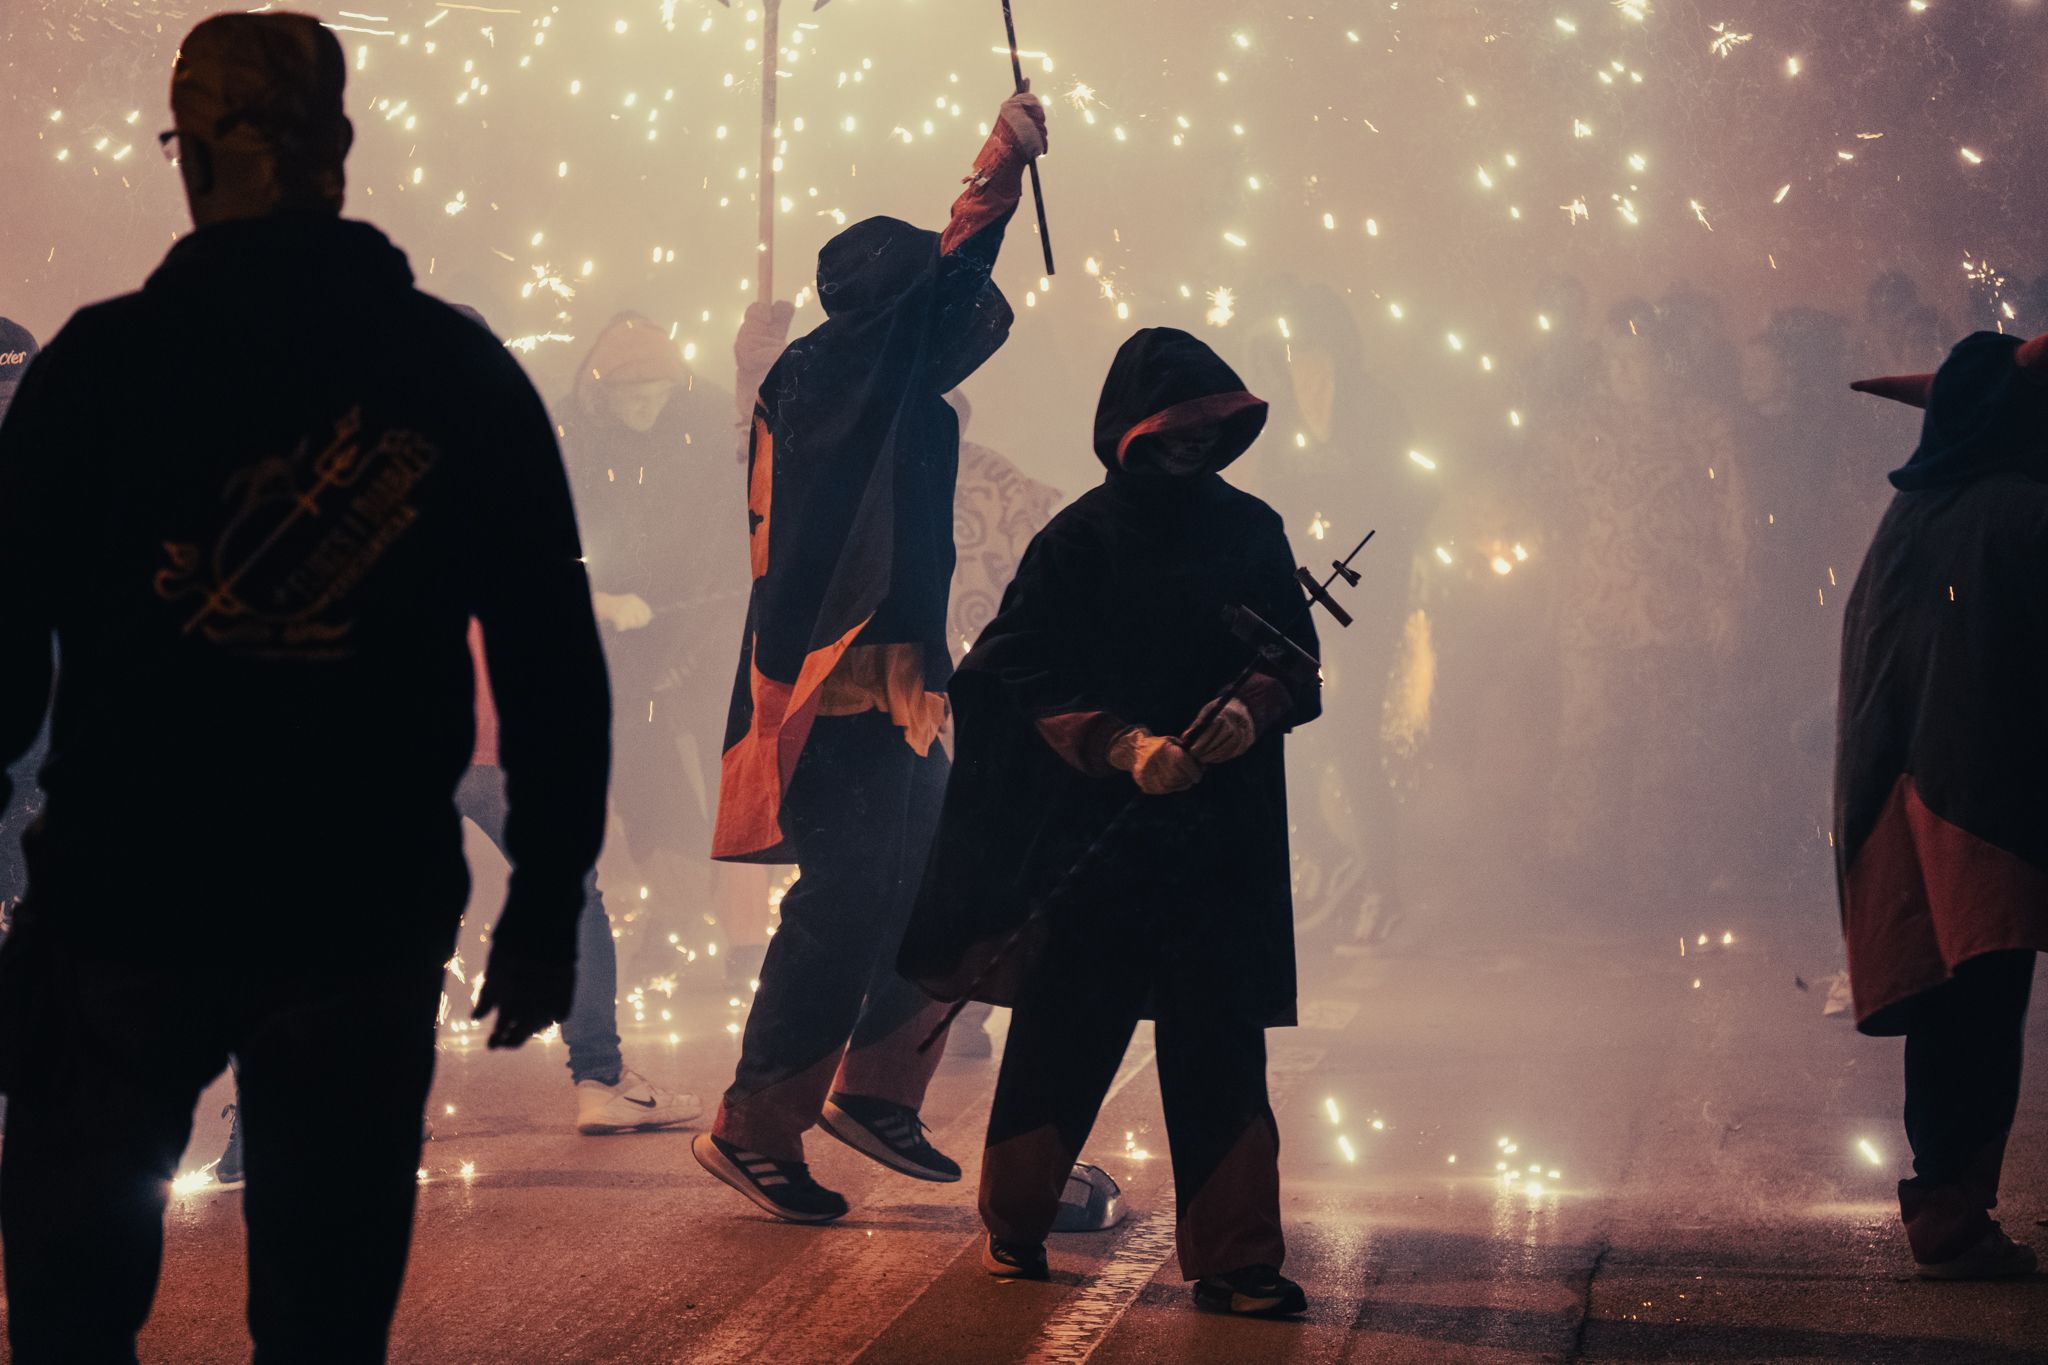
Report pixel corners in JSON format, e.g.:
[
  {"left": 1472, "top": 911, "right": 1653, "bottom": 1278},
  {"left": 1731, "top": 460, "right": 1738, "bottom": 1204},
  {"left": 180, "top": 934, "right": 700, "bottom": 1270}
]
[
  {"left": 900, "top": 328, "right": 1322, "bottom": 1317},
  {"left": 0, "top": 15, "right": 609, "bottom": 1361},
  {"left": 559, "top": 314, "right": 741, "bottom": 881},
  {"left": 1836, "top": 329, "right": 2048, "bottom": 1281},
  {"left": 693, "top": 86, "right": 1048, "bottom": 1223}
]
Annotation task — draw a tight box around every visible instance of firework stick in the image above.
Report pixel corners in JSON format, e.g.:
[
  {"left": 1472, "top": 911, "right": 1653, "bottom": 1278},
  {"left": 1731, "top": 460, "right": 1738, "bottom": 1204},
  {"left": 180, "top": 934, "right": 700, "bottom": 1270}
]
[
  {"left": 1001, "top": 0, "right": 1056, "bottom": 276},
  {"left": 756, "top": 0, "right": 779, "bottom": 303}
]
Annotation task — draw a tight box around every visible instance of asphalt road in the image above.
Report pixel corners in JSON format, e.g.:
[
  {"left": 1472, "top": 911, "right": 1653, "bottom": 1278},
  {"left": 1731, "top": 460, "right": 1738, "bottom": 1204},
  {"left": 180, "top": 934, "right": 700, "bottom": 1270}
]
[{"left": 20, "top": 912, "right": 2048, "bottom": 1364}]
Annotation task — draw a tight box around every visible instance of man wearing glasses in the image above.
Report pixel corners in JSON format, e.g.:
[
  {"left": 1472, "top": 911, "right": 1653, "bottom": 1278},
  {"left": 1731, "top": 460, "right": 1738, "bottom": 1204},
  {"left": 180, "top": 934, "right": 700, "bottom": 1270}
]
[{"left": 0, "top": 14, "right": 609, "bottom": 1361}]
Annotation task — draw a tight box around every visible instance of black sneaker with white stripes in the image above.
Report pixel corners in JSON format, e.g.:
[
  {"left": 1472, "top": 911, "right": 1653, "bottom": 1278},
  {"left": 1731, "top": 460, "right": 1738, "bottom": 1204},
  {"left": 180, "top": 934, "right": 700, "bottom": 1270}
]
[
  {"left": 980, "top": 1234, "right": 1050, "bottom": 1281},
  {"left": 818, "top": 1092, "right": 961, "bottom": 1183},
  {"left": 691, "top": 1132, "right": 849, "bottom": 1223},
  {"left": 1191, "top": 1265, "right": 1309, "bottom": 1318}
]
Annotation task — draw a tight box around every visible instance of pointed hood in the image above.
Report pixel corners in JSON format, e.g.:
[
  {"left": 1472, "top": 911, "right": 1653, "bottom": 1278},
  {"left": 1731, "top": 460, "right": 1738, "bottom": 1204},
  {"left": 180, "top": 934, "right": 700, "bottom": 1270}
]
[
  {"left": 1092, "top": 328, "right": 1267, "bottom": 476},
  {"left": 1856, "top": 330, "right": 2048, "bottom": 491}
]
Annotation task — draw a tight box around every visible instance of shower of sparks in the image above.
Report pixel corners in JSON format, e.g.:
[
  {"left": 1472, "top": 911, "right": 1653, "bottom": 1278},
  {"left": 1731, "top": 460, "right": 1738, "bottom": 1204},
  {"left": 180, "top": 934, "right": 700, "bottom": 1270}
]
[
  {"left": 1204, "top": 287, "right": 1237, "bottom": 328},
  {"left": 1708, "top": 24, "right": 1754, "bottom": 58}
]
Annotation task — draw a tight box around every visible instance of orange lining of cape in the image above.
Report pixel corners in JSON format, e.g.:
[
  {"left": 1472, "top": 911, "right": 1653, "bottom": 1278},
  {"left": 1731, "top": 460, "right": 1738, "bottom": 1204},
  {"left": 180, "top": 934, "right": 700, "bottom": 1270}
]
[{"left": 712, "top": 618, "right": 870, "bottom": 862}]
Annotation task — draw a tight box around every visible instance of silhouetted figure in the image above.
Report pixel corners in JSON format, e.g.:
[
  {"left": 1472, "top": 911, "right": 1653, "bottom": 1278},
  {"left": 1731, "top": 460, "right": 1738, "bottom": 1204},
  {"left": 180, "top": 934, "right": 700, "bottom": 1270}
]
[
  {"left": 462, "top": 619, "right": 696, "bottom": 1134},
  {"left": 559, "top": 315, "right": 739, "bottom": 880},
  {"left": 902, "top": 328, "right": 1321, "bottom": 1317},
  {"left": 1542, "top": 298, "right": 1750, "bottom": 907},
  {"left": 1864, "top": 269, "right": 1954, "bottom": 376},
  {"left": 1738, "top": 307, "right": 1871, "bottom": 893},
  {"left": 1250, "top": 281, "right": 1421, "bottom": 950},
  {"left": 0, "top": 16, "right": 609, "bottom": 1361},
  {"left": 693, "top": 88, "right": 1048, "bottom": 1223},
  {"left": 1838, "top": 331, "right": 2048, "bottom": 1279}
]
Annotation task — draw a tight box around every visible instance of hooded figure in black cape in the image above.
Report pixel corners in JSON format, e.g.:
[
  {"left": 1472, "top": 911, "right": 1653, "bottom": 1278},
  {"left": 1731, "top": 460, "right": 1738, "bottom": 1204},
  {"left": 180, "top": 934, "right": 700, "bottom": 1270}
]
[
  {"left": 694, "top": 90, "right": 1047, "bottom": 1226},
  {"left": 901, "top": 328, "right": 1322, "bottom": 1314},
  {"left": 1837, "top": 328, "right": 2048, "bottom": 1277}
]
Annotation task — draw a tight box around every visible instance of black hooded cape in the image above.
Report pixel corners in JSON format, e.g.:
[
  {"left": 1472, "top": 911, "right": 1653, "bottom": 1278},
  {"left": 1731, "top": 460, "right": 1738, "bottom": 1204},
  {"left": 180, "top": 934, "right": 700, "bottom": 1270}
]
[
  {"left": 713, "top": 213, "right": 1012, "bottom": 861},
  {"left": 1836, "top": 331, "right": 2048, "bottom": 1033},
  {"left": 900, "top": 329, "right": 1320, "bottom": 1027}
]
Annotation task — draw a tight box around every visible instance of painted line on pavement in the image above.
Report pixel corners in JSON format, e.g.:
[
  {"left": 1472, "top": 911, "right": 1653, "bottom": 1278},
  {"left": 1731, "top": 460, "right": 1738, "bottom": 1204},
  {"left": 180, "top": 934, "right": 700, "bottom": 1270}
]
[
  {"left": 687, "top": 1039, "right": 1164, "bottom": 1365},
  {"left": 1019, "top": 1042, "right": 1328, "bottom": 1365}
]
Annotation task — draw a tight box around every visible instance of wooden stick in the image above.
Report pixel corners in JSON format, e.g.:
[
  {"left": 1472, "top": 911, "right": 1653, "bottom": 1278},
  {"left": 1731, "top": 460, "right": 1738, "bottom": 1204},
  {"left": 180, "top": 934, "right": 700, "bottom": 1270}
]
[
  {"left": 757, "top": 0, "right": 780, "bottom": 303},
  {"left": 1000, "top": 0, "right": 1055, "bottom": 276}
]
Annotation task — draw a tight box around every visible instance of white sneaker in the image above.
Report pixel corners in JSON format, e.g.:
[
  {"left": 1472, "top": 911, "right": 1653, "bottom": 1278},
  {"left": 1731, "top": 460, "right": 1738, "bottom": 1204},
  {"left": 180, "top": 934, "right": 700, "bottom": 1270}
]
[{"left": 575, "top": 1067, "right": 702, "bottom": 1135}]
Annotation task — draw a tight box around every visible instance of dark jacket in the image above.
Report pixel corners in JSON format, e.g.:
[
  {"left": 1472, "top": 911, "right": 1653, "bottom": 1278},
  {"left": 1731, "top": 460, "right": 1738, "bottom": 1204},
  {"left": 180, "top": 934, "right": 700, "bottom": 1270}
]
[
  {"left": 0, "top": 216, "right": 609, "bottom": 968},
  {"left": 713, "top": 211, "right": 1014, "bottom": 862},
  {"left": 900, "top": 329, "right": 1320, "bottom": 1026},
  {"left": 1835, "top": 333, "right": 2048, "bottom": 1033}
]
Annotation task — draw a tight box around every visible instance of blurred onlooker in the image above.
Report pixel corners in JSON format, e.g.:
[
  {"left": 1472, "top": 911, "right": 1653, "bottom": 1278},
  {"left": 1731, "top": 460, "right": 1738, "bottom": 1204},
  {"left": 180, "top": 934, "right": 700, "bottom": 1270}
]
[
  {"left": 1251, "top": 280, "right": 1425, "bottom": 951},
  {"left": 945, "top": 388, "right": 1063, "bottom": 661},
  {"left": 0, "top": 14, "right": 609, "bottom": 1361},
  {"left": 1541, "top": 298, "right": 1751, "bottom": 907},
  {"left": 559, "top": 314, "right": 745, "bottom": 970},
  {"left": 1865, "top": 270, "right": 1954, "bottom": 376},
  {"left": 1737, "top": 307, "right": 1870, "bottom": 895}
]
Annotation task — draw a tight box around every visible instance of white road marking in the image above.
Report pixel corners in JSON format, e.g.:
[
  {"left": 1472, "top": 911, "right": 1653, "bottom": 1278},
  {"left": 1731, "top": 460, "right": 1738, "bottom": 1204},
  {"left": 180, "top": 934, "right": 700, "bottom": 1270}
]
[
  {"left": 687, "top": 1037, "right": 1165, "bottom": 1364},
  {"left": 1017, "top": 1043, "right": 1328, "bottom": 1365}
]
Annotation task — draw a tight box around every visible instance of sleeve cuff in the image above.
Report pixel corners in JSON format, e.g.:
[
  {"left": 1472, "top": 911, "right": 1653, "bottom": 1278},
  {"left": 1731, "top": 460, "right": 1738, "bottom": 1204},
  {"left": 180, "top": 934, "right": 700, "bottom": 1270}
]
[
  {"left": 1239, "top": 672, "right": 1301, "bottom": 736},
  {"left": 940, "top": 122, "right": 1031, "bottom": 256},
  {"left": 1034, "top": 709, "right": 1128, "bottom": 777}
]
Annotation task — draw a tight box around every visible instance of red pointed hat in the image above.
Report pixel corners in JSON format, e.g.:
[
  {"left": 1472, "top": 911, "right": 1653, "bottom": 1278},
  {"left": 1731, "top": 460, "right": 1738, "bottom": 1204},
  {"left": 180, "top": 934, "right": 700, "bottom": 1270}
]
[{"left": 1852, "top": 330, "right": 2048, "bottom": 409}]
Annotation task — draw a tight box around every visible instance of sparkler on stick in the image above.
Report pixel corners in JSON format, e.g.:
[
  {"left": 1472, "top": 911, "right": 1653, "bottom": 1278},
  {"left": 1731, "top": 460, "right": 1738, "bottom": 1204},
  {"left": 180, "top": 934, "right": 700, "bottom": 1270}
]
[
  {"left": 1000, "top": 0, "right": 1056, "bottom": 276},
  {"left": 718, "top": 0, "right": 834, "bottom": 303}
]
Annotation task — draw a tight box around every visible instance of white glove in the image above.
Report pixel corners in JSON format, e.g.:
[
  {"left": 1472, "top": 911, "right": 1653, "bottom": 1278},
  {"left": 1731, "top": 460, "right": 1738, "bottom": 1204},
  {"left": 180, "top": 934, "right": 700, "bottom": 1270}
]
[
  {"left": 595, "top": 591, "right": 654, "bottom": 632},
  {"left": 1109, "top": 728, "right": 1203, "bottom": 796},
  {"left": 998, "top": 87, "right": 1049, "bottom": 161},
  {"left": 1183, "top": 696, "right": 1256, "bottom": 765},
  {"left": 734, "top": 300, "right": 794, "bottom": 386}
]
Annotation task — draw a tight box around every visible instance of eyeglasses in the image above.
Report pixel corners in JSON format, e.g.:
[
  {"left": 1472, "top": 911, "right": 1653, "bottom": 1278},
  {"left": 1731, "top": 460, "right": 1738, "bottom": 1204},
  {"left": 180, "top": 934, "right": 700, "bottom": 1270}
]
[{"left": 157, "top": 130, "right": 179, "bottom": 163}]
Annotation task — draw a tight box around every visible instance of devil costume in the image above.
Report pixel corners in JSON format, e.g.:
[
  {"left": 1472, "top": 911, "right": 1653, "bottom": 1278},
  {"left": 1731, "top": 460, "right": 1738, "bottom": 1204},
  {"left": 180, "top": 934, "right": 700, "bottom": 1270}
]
[
  {"left": 1838, "top": 330, "right": 2048, "bottom": 1272},
  {"left": 697, "top": 101, "right": 1040, "bottom": 1204},
  {"left": 901, "top": 329, "right": 1320, "bottom": 1294}
]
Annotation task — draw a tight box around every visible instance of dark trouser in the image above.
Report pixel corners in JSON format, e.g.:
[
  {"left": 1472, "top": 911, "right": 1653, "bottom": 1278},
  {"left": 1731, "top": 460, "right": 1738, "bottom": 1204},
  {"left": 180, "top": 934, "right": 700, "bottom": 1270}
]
[
  {"left": 456, "top": 766, "right": 623, "bottom": 1085},
  {"left": 980, "top": 916, "right": 1285, "bottom": 1281},
  {"left": 714, "top": 712, "right": 952, "bottom": 1160},
  {"left": 1, "top": 934, "right": 444, "bottom": 1364},
  {"left": 1898, "top": 949, "right": 2036, "bottom": 1263}
]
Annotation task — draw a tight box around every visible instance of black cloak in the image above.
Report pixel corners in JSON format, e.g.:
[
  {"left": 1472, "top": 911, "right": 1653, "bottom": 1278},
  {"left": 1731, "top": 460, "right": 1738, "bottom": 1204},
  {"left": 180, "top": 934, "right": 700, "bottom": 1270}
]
[
  {"left": 1836, "top": 331, "right": 2048, "bottom": 1033},
  {"left": 714, "top": 214, "right": 1012, "bottom": 861},
  {"left": 900, "top": 329, "right": 1321, "bottom": 1027}
]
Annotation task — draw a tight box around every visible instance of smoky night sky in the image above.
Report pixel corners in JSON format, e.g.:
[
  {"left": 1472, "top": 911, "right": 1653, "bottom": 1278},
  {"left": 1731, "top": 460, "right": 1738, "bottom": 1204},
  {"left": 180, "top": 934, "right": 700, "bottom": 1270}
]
[{"left": 5, "top": 2, "right": 2045, "bottom": 482}]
